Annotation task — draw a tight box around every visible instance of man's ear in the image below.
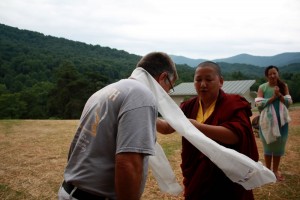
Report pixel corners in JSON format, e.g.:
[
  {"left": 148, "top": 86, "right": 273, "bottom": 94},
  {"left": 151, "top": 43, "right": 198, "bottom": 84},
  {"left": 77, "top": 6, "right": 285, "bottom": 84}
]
[{"left": 157, "top": 72, "right": 167, "bottom": 84}]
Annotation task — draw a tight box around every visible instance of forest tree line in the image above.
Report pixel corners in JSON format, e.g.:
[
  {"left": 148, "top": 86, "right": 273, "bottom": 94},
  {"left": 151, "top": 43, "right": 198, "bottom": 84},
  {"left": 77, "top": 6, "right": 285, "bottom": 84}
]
[{"left": 1, "top": 23, "right": 300, "bottom": 119}]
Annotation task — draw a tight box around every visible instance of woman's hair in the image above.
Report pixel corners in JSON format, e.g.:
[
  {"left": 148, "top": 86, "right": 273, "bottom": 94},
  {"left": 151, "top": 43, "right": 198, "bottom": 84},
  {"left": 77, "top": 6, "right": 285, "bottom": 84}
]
[
  {"left": 265, "top": 65, "right": 287, "bottom": 95},
  {"left": 136, "top": 52, "right": 178, "bottom": 80}
]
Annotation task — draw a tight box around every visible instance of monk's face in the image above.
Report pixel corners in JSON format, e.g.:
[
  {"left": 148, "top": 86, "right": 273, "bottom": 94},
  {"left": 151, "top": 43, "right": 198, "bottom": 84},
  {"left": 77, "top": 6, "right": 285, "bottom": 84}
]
[{"left": 194, "top": 66, "right": 223, "bottom": 103}]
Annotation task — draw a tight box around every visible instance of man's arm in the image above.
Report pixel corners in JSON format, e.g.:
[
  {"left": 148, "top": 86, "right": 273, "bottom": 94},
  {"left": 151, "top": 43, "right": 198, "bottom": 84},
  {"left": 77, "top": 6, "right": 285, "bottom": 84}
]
[{"left": 115, "top": 152, "right": 144, "bottom": 200}]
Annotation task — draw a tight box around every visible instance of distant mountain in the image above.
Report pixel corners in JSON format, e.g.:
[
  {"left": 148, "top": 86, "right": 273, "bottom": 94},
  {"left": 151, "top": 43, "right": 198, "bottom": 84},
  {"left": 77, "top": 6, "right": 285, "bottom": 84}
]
[
  {"left": 214, "top": 53, "right": 300, "bottom": 67},
  {"left": 170, "top": 55, "right": 206, "bottom": 68},
  {"left": 171, "top": 52, "right": 300, "bottom": 67}
]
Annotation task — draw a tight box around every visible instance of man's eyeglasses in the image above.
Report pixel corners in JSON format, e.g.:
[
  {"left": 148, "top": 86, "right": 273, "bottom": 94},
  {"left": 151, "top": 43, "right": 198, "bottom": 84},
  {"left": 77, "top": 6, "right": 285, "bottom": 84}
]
[{"left": 166, "top": 75, "right": 175, "bottom": 94}]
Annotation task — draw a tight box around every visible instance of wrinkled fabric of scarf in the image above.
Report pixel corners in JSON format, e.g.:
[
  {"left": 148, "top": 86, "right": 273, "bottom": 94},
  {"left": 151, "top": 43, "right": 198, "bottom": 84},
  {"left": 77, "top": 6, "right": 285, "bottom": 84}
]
[
  {"left": 256, "top": 97, "right": 291, "bottom": 144},
  {"left": 130, "top": 68, "right": 276, "bottom": 193}
]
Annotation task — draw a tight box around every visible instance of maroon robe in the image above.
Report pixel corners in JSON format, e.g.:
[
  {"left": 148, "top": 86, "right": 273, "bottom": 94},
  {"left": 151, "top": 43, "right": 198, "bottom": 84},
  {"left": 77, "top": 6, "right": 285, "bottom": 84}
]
[{"left": 180, "top": 90, "right": 259, "bottom": 200}]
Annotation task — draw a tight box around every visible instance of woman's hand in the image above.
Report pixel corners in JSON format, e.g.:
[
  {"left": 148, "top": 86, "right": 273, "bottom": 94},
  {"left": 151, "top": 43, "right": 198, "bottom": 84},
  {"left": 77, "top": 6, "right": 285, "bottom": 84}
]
[{"left": 274, "top": 86, "right": 281, "bottom": 97}]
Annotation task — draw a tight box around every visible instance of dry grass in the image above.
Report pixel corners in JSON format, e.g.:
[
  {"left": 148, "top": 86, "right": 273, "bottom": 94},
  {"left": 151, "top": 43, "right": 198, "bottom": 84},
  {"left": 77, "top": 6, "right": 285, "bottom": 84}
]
[
  {"left": 0, "top": 120, "right": 77, "bottom": 199},
  {"left": 0, "top": 107, "right": 299, "bottom": 200}
]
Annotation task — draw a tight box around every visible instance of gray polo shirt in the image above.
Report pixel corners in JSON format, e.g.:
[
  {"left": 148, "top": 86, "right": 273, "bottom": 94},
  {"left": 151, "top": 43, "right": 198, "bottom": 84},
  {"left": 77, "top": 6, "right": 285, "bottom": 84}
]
[{"left": 64, "top": 79, "right": 157, "bottom": 199}]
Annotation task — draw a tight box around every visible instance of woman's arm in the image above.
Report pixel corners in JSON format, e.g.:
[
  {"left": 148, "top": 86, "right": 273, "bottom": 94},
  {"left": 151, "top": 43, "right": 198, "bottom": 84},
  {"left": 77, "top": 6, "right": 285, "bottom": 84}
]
[
  {"left": 283, "top": 84, "right": 293, "bottom": 106},
  {"left": 257, "top": 87, "right": 277, "bottom": 105}
]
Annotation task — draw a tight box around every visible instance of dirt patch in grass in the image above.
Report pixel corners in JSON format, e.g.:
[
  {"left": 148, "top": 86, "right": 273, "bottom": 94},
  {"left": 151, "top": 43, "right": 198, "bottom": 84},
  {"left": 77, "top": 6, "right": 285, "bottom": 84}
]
[{"left": 0, "top": 107, "right": 299, "bottom": 200}]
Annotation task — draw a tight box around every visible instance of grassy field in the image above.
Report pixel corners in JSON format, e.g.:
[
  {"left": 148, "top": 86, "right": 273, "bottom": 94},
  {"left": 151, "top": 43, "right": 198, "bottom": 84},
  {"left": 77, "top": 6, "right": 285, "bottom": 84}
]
[{"left": 0, "top": 107, "right": 299, "bottom": 200}]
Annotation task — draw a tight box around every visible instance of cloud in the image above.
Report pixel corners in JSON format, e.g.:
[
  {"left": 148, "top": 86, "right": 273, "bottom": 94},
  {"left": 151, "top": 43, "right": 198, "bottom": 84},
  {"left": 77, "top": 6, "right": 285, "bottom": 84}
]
[{"left": 0, "top": 0, "right": 299, "bottom": 59}]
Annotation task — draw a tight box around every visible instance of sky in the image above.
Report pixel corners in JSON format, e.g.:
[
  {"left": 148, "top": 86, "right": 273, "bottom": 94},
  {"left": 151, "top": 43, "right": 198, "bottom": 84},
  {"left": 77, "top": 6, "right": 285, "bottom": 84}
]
[{"left": 0, "top": 0, "right": 299, "bottom": 60}]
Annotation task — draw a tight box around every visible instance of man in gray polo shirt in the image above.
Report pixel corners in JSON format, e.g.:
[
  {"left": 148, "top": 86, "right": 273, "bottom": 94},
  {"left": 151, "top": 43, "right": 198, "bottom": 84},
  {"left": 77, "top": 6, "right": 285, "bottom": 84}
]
[{"left": 58, "top": 52, "right": 178, "bottom": 200}]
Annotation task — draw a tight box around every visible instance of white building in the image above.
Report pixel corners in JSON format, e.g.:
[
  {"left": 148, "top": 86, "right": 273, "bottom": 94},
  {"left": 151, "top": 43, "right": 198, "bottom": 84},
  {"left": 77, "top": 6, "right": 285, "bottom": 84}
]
[{"left": 170, "top": 80, "right": 257, "bottom": 107}]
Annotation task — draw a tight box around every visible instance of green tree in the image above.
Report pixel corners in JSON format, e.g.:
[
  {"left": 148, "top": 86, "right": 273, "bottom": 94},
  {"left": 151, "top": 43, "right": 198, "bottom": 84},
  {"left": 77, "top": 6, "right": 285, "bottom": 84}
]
[
  {"left": 0, "top": 93, "right": 27, "bottom": 119},
  {"left": 47, "top": 61, "right": 81, "bottom": 118},
  {"left": 47, "top": 61, "right": 108, "bottom": 119},
  {"left": 228, "top": 71, "right": 248, "bottom": 80},
  {"left": 20, "top": 82, "right": 54, "bottom": 119},
  {"left": 289, "top": 73, "right": 300, "bottom": 102}
]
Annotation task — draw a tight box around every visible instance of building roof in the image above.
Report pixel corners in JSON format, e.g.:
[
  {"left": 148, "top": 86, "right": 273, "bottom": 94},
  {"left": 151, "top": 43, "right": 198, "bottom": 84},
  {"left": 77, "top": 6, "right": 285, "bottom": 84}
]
[{"left": 171, "top": 80, "right": 256, "bottom": 96}]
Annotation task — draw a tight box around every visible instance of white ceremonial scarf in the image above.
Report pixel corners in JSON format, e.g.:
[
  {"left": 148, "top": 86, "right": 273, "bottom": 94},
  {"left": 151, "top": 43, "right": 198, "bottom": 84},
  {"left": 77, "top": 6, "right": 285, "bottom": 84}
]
[
  {"left": 256, "top": 97, "right": 291, "bottom": 144},
  {"left": 130, "top": 67, "right": 276, "bottom": 193}
]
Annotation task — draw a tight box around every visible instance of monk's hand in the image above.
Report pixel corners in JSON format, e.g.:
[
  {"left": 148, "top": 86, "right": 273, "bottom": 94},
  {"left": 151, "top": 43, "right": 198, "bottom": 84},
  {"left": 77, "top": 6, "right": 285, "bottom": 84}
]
[
  {"left": 189, "top": 119, "right": 199, "bottom": 126},
  {"left": 188, "top": 119, "right": 203, "bottom": 131}
]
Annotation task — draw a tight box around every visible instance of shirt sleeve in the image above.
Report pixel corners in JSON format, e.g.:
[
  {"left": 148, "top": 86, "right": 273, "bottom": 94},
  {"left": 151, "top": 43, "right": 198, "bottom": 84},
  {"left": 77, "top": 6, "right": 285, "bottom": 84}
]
[{"left": 116, "top": 106, "right": 157, "bottom": 156}]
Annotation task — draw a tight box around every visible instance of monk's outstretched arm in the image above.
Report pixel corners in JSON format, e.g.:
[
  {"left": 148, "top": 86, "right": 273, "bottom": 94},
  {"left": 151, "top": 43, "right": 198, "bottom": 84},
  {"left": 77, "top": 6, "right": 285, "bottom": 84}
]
[
  {"left": 189, "top": 119, "right": 239, "bottom": 145},
  {"left": 156, "top": 118, "right": 175, "bottom": 134}
]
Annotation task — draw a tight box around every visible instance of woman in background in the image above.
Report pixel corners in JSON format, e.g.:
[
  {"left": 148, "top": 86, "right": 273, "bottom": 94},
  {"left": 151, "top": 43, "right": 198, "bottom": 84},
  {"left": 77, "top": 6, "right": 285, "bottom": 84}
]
[{"left": 255, "top": 65, "right": 292, "bottom": 181}]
